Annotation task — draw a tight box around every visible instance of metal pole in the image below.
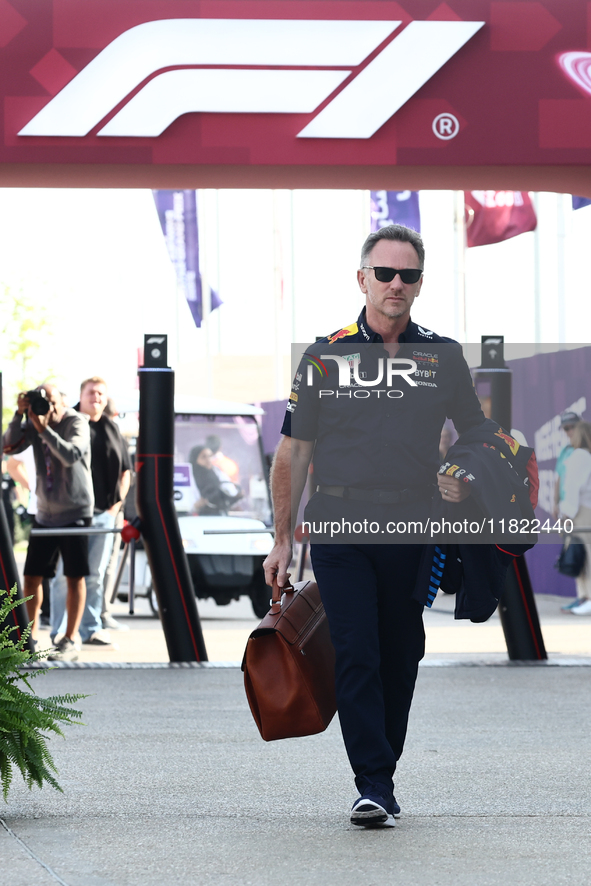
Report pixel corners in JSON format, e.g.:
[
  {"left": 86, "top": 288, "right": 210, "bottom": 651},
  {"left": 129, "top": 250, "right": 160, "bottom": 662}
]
[
  {"left": 197, "top": 190, "right": 214, "bottom": 398},
  {"left": 473, "top": 337, "right": 547, "bottom": 661},
  {"left": 136, "top": 335, "right": 208, "bottom": 662},
  {"left": 110, "top": 542, "right": 130, "bottom": 605},
  {"left": 0, "top": 372, "right": 34, "bottom": 650},
  {"left": 290, "top": 189, "right": 296, "bottom": 344},
  {"left": 128, "top": 536, "right": 135, "bottom": 615},
  {"left": 453, "top": 190, "right": 467, "bottom": 342},
  {"left": 556, "top": 193, "right": 567, "bottom": 349},
  {"left": 532, "top": 192, "right": 541, "bottom": 352},
  {"left": 31, "top": 526, "right": 121, "bottom": 536},
  {"left": 273, "top": 189, "right": 284, "bottom": 399}
]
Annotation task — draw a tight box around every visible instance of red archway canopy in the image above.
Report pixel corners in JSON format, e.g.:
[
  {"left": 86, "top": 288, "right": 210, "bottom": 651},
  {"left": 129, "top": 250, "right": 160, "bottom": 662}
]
[{"left": 1, "top": 0, "right": 591, "bottom": 194}]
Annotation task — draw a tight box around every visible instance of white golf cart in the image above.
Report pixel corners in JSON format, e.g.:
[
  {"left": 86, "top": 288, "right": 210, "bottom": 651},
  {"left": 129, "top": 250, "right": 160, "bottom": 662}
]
[{"left": 117, "top": 396, "right": 275, "bottom": 618}]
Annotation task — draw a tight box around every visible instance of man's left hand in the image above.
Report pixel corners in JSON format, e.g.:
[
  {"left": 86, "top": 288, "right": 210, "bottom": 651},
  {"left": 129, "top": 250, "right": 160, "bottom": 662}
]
[{"left": 437, "top": 474, "right": 471, "bottom": 503}]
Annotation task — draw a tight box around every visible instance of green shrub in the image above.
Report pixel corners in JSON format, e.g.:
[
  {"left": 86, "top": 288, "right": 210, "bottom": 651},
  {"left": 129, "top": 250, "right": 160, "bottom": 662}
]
[{"left": 0, "top": 585, "right": 86, "bottom": 800}]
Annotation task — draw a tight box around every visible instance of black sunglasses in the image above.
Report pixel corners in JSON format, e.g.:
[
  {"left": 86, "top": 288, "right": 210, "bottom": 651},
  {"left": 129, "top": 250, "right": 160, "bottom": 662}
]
[{"left": 362, "top": 266, "right": 423, "bottom": 284}]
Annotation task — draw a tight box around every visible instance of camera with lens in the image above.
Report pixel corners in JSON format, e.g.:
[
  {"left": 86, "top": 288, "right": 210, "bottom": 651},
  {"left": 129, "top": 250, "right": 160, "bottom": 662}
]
[{"left": 25, "top": 389, "right": 51, "bottom": 416}]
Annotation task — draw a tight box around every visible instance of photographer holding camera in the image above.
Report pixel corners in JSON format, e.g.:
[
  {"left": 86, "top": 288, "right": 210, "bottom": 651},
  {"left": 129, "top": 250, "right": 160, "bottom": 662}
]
[{"left": 2, "top": 384, "right": 94, "bottom": 661}]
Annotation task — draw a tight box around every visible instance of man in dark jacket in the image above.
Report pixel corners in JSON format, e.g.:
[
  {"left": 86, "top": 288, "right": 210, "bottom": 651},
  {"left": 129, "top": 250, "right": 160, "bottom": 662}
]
[
  {"left": 50, "top": 377, "right": 130, "bottom": 647},
  {"left": 413, "top": 418, "right": 538, "bottom": 620}
]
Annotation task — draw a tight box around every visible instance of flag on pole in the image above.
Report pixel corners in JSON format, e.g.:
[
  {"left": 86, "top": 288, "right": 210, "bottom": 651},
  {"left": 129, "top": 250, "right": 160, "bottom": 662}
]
[
  {"left": 572, "top": 196, "right": 591, "bottom": 210},
  {"left": 370, "top": 190, "right": 421, "bottom": 232},
  {"left": 152, "top": 190, "right": 221, "bottom": 327},
  {"left": 465, "top": 191, "right": 536, "bottom": 247}
]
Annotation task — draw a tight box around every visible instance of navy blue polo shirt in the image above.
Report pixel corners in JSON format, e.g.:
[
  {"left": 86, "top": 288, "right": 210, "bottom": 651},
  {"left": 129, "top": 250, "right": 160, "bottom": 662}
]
[{"left": 281, "top": 308, "right": 484, "bottom": 491}]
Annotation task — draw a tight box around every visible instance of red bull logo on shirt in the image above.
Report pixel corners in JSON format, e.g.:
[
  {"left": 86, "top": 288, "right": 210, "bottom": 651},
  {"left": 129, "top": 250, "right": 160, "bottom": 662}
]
[
  {"left": 328, "top": 322, "right": 358, "bottom": 344},
  {"left": 412, "top": 351, "right": 439, "bottom": 365},
  {"left": 494, "top": 430, "right": 520, "bottom": 455}
]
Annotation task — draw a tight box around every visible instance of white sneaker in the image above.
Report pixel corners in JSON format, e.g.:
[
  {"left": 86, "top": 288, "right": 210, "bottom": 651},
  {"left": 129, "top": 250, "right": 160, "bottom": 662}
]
[
  {"left": 47, "top": 636, "right": 80, "bottom": 662},
  {"left": 351, "top": 796, "right": 396, "bottom": 828},
  {"left": 102, "top": 614, "right": 129, "bottom": 631},
  {"left": 571, "top": 599, "right": 591, "bottom": 616},
  {"left": 82, "top": 630, "right": 115, "bottom": 647}
]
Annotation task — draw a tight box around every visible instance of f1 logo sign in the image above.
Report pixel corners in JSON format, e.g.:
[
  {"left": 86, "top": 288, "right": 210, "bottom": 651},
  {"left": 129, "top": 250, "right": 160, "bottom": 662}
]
[{"left": 19, "top": 19, "right": 484, "bottom": 139}]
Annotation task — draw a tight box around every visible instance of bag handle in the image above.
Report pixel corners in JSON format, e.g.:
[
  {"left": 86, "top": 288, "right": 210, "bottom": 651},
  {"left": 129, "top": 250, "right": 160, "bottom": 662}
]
[{"left": 270, "top": 575, "right": 294, "bottom": 613}]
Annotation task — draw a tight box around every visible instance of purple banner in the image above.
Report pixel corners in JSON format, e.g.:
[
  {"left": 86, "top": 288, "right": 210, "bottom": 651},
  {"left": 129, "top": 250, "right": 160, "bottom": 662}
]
[
  {"left": 572, "top": 196, "right": 591, "bottom": 210},
  {"left": 370, "top": 190, "right": 421, "bottom": 232},
  {"left": 258, "top": 399, "right": 288, "bottom": 459},
  {"left": 152, "top": 190, "right": 221, "bottom": 327},
  {"left": 509, "top": 347, "right": 590, "bottom": 598}
]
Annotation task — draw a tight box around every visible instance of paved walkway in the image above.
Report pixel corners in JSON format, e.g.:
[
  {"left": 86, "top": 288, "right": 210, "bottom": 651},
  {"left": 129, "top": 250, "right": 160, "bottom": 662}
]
[
  {"left": 5, "top": 558, "right": 591, "bottom": 884},
  {"left": 2, "top": 664, "right": 590, "bottom": 886}
]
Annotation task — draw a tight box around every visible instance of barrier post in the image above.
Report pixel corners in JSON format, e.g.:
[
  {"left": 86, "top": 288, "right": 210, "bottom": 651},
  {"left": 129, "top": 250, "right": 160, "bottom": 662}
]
[
  {"left": 136, "top": 336, "right": 208, "bottom": 662},
  {"left": 472, "top": 337, "right": 547, "bottom": 661}
]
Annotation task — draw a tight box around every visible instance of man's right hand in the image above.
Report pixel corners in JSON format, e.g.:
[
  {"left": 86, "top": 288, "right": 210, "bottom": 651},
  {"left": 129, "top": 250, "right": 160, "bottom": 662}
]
[
  {"left": 16, "top": 393, "right": 30, "bottom": 415},
  {"left": 263, "top": 541, "right": 293, "bottom": 589}
]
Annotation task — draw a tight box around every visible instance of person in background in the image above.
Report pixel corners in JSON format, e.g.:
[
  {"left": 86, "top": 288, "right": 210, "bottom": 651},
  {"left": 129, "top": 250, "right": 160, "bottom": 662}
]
[
  {"left": 189, "top": 445, "right": 242, "bottom": 516},
  {"left": 205, "top": 434, "right": 240, "bottom": 484},
  {"left": 6, "top": 446, "right": 52, "bottom": 625},
  {"left": 6, "top": 448, "right": 36, "bottom": 515},
  {"left": 554, "top": 411, "right": 581, "bottom": 518},
  {"left": 559, "top": 421, "right": 591, "bottom": 616},
  {"left": 553, "top": 411, "right": 583, "bottom": 611},
  {"left": 50, "top": 377, "right": 131, "bottom": 647},
  {"left": 101, "top": 397, "right": 130, "bottom": 631}
]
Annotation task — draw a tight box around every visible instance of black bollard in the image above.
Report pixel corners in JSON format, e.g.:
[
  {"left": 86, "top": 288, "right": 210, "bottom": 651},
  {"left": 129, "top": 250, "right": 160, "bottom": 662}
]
[
  {"left": 500, "top": 557, "right": 547, "bottom": 661},
  {"left": 0, "top": 495, "right": 33, "bottom": 646},
  {"left": 0, "top": 372, "right": 35, "bottom": 648},
  {"left": 473, "top": 337, "right": 547, "bottom": 661},
  {"left": 136, "top": 336, "right": 208, "bottom": 662}
]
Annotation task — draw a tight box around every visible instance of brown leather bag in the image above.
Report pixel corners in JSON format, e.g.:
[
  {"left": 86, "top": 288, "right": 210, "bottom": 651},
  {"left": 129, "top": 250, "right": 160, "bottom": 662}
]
[{"left": 242, "top": 577, "right": 336, "bottom": 741}]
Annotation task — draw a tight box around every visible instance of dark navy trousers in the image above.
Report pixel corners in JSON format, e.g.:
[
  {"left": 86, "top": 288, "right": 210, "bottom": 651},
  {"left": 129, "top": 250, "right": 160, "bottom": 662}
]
[{"left": 310, "top": 543, "right": 425, "bottom": 796}]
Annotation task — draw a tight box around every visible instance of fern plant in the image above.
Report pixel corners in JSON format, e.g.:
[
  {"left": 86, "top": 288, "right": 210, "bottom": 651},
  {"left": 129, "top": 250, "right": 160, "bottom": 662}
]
[{"left": 0, "top": 585, "right": 86, "bottom": 800}]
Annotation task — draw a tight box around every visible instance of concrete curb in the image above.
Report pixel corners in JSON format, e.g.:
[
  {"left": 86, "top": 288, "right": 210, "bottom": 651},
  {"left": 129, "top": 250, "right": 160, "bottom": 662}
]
[{"left": 20, "top": 656, "right": 591, "bottom": 670}]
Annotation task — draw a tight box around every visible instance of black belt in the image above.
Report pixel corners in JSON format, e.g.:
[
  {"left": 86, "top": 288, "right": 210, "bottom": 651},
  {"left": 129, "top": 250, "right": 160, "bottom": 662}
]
[{"left": 316, "top": 485, "right": 434, "bottom": 505}]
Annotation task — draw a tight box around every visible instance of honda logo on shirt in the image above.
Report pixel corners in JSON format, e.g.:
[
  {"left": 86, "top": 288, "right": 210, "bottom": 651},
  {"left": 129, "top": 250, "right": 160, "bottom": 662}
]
[{"left": 18, "top": 18, "right": 484, "bottom": 139}]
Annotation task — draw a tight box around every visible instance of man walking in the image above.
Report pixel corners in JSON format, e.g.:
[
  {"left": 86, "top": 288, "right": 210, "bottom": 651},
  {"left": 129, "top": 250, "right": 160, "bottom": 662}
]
[
  {"left": 50, "top": 377, "right": 131, "bottom": 647},
  {"left": 263, "top": 224, "right": 484, "bottom": 828},
  {"left": 3, "top": 384, "right": 94, "bottom": 661}
]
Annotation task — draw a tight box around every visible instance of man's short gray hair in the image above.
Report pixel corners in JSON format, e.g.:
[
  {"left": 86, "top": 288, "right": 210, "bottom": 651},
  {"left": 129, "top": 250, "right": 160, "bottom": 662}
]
[{"left": 360, "top": 224, "right": 425, "bottom": 269}]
